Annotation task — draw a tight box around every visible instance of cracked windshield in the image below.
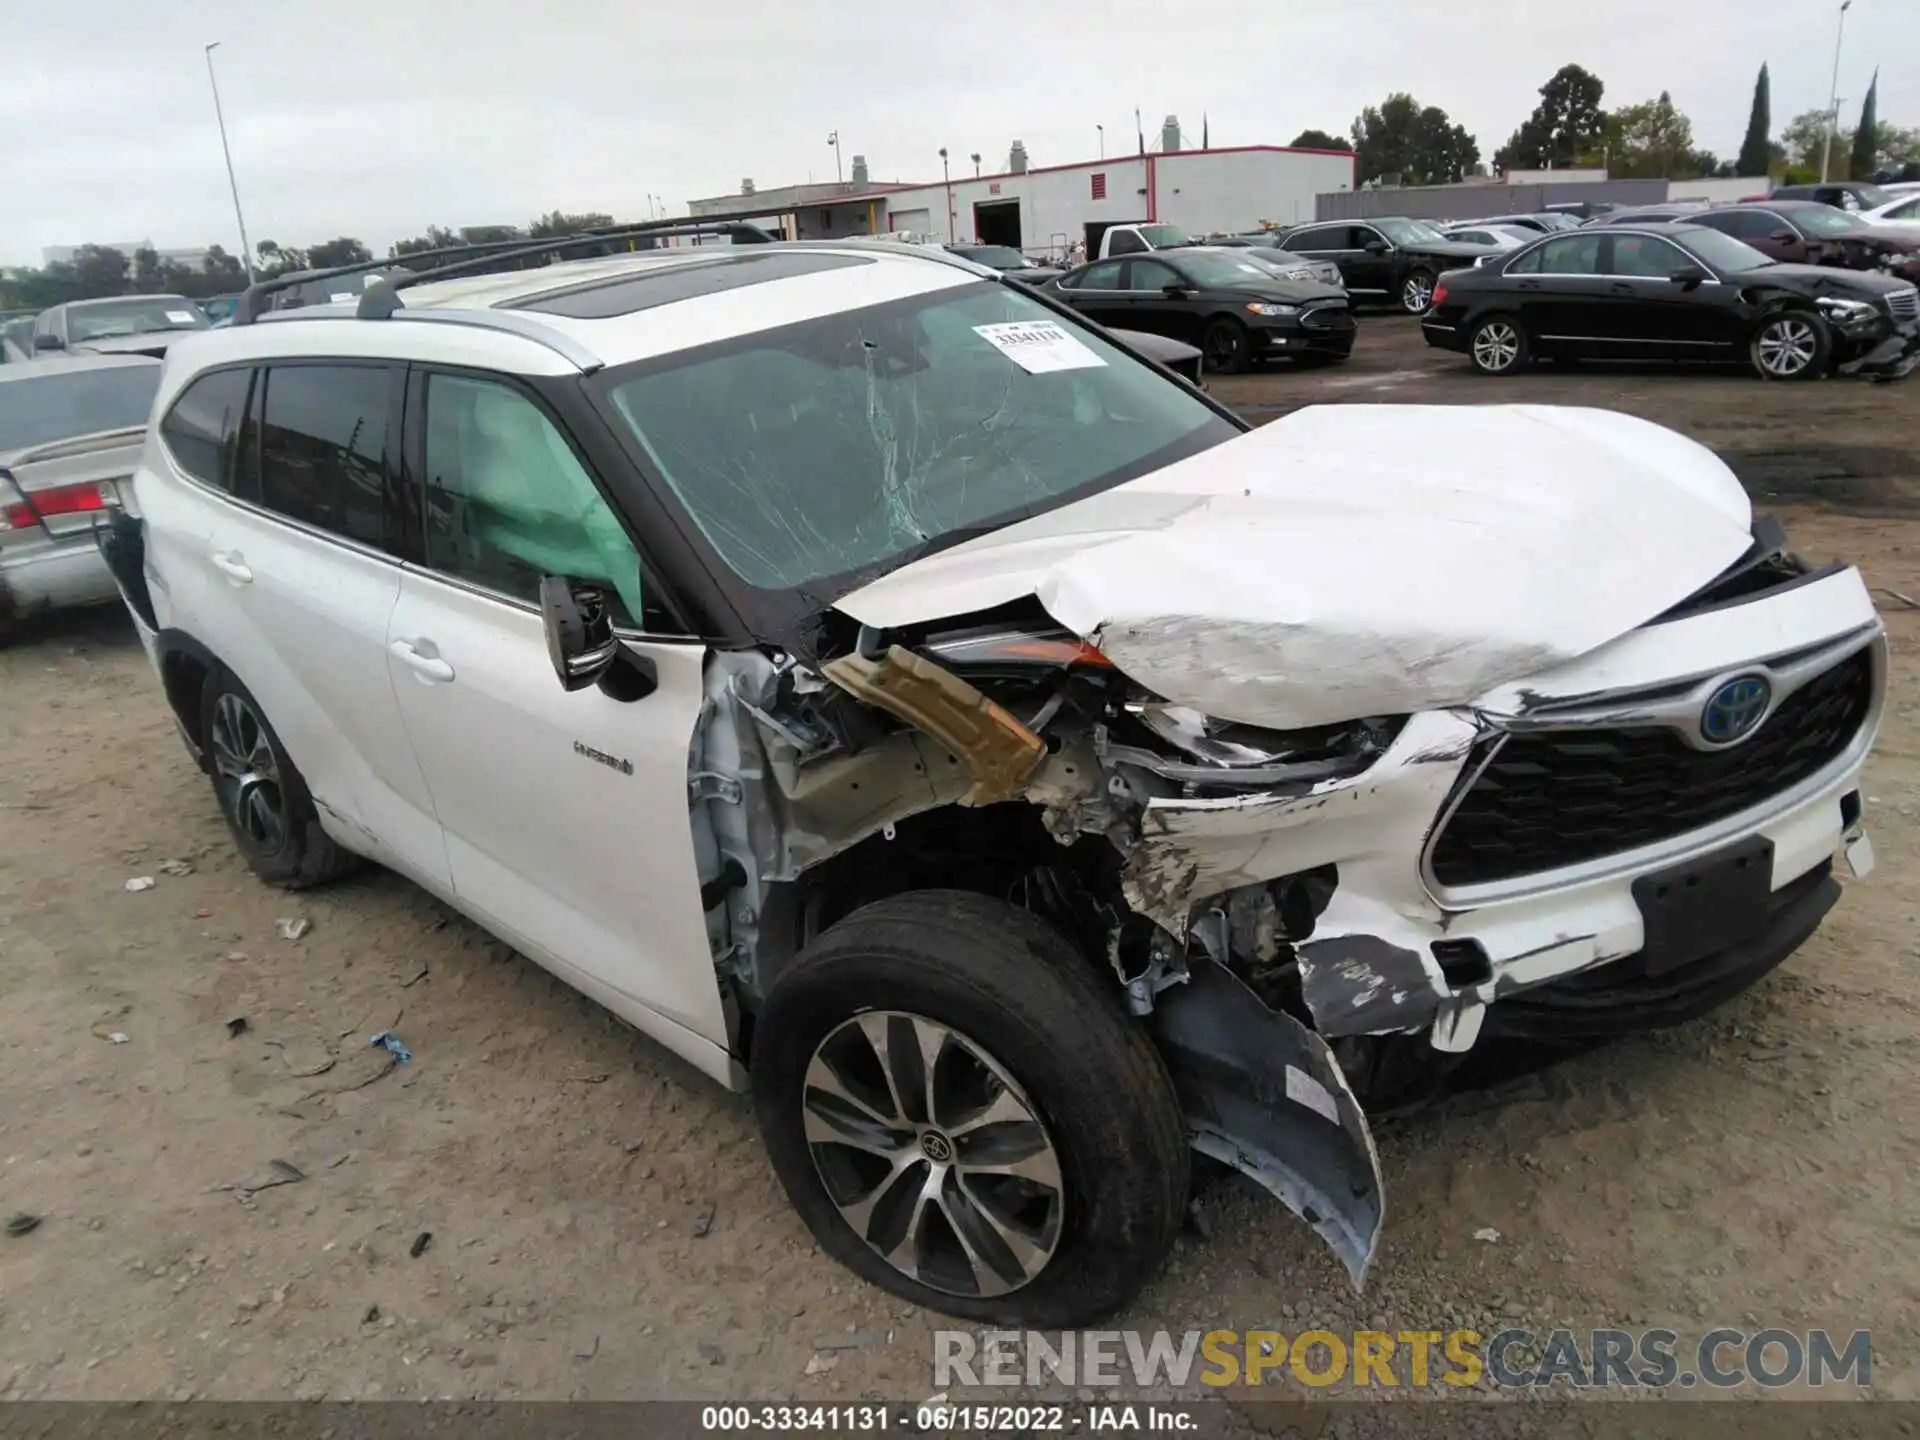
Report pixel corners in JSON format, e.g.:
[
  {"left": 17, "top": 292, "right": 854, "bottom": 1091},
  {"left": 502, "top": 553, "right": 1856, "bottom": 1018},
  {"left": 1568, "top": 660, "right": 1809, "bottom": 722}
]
[{"left": 603, "top": 280, "right": 1234, "bottom": 591}]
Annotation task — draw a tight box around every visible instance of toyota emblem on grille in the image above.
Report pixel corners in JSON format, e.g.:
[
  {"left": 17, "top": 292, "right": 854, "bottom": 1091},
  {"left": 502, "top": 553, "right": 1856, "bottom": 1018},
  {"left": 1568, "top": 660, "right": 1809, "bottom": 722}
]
[{"left": 1701, "top": 675, "right": 1772, "bottom": 745}]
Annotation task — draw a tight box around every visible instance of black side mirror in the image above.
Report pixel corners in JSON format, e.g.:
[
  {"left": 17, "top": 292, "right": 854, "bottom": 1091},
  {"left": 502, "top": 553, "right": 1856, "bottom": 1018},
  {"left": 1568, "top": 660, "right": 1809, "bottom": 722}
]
[
  {"left": 33, "top": 333, "right": 63, "bottom": 352},
  {"left": 1769, "top": 229, "right": 1798, "bottom": 243},
  {"left": 538, "top": 576, "right": 657, "bottom": 702},
  {"left": 1161, "top": 283, "right": 1190, "bottom": 298},
  {"left": 1669, "top": 265, "right": 1709, "bottom": 288},
  {"left": 1363, "top": 240, "right": 1390, "bottom": 255}
]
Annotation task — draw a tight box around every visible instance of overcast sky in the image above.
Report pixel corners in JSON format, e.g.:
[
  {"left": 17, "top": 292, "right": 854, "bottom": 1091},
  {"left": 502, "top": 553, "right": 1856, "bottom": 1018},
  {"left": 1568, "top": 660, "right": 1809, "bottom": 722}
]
[{"left": 2, "top": 0, "right": 1913, "bottom": 267}]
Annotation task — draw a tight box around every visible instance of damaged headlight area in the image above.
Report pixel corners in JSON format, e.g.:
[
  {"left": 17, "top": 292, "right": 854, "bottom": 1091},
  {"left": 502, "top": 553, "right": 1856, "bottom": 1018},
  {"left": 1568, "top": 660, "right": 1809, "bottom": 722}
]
[{"left": 1104, "top": 697, "right": 1404, "bottom": 794}]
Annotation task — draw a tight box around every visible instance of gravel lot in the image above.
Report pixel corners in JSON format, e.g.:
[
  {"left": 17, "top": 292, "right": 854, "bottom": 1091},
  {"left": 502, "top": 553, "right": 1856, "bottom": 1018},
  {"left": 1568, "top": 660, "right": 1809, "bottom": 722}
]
[{"left": 3, "top": 316, "right": 1917, "bottom": 1422}]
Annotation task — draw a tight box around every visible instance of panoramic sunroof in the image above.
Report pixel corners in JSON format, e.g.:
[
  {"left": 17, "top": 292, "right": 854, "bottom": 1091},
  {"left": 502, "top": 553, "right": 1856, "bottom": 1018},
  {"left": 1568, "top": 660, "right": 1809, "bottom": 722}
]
[{"left": 507, "top": 251, "right": 875, "bottom": 318}]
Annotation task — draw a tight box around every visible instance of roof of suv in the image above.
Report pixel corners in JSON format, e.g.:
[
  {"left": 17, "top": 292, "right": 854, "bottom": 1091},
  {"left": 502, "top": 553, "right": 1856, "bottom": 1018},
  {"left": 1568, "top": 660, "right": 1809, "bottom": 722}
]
[{"left": 160, "top": 244, "right": 985, "bottom": 389}]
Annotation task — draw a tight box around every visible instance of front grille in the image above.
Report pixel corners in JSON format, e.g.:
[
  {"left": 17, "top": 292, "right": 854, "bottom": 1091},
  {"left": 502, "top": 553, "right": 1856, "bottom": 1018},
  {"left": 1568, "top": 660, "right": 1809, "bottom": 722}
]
[
  {"left": 1429, "top": 649, "right": 1874, "bottom": 889},
  {"left": 1887, "top": 287, "right": 1919, "bottom": 322},
  {"left": 1301, "top": 305, "right": 1355, "bottom": 331}
]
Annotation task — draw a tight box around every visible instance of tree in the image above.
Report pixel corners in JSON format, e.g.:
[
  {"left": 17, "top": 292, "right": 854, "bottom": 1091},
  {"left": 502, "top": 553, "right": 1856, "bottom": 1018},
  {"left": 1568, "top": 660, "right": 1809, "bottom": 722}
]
[
  {"left": 1849, "top": 72, "right": 1879, "bottom": 181},
  {"left": 132, "top": 246, "right": 164, "bottom": 293},
  {"left": 528, "top": 210, "right": 615, "bottom": 238},
  {"left": 305, "top": 237, "right": 372, "bottom": 270},
  {"left": 1288, "top": 129, "right": 1350, "bottom": 152},
  {"left": 1879, "top": 125, "right": 1920, "bottom": 172},
  {"left": 1494, "top": 64, "right": 1607, "bottom": 173},
  {"left": 1607, "top": 92, "right": 1698, "bottom": 179},
  {"left": 1350, "top": 93, "right": 1478, "bottom": 185},
  {"left": 1737, "top": 64, "right": 1772, "bottom": 176},
  {"left": 390, "top": 225, "right": 461, "bottom": 258},
  {"left": 1780, "top": 109, "right": 1828, "bottom": 168},
  {"left": 69, "top": 245, "right": 131, "bottom": 298},
  {"left": 203, "top": 246, "right": 246, "bottom": 289}
]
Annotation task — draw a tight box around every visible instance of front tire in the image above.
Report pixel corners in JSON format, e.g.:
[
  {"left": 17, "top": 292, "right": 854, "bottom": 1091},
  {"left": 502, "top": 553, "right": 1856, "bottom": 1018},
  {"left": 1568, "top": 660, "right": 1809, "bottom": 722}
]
[
  {"left": 1202, "top": 317, "right": 1251, "bottom": 374},
  {"left": 1751, "top": 311, "right": 1830, "bottom": 380},
  {"left": 751, "top": 891, "right": 1189, "bottom": 1326},
  {"left": 1468, "top": 313, "right": 1529, "bottom": 375},
  {"left": 198, "top": 665, "right": 360, "bottom": 888},
  {"left": 1400, "top": 269, "right": 1437, "bottom": 314}
]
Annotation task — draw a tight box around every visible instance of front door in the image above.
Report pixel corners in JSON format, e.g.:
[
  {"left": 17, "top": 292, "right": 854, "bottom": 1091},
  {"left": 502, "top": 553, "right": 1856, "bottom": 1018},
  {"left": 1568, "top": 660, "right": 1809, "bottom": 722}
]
[
  {"left": 384, "top": 367, "right": 729, "bottom": 1058},
  {"left": 1601, "top": 233, "right": 1741, "bottom": 357}
]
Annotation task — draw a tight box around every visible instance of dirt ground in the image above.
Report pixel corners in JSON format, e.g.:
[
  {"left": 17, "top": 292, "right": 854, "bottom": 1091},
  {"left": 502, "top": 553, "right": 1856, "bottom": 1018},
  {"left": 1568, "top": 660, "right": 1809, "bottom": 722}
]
[{"left": 3, "top": 316, "right": 1918, "bottom": 1416}]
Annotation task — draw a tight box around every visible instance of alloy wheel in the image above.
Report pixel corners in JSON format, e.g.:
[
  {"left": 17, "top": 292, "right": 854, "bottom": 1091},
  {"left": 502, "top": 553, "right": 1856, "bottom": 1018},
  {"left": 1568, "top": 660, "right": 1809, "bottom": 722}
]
[
  {"left": 1472, "top": 321, "right": 1521, "bottom": 372},
  {"left": 1402, "top": 274, "right": 1435, "bottom": 312},
  {"left": 802, "top": 1010, "right": 1065, "bottom": 1298},
  {"left": 1203, "top": 323, "right": 1244, "bottom": 371},
  {"left": 209, "top": 692, "right": 286, "bottom": 849},
  {"left": 1756, "top": 318, "right": 1818, "bottom": 377}
]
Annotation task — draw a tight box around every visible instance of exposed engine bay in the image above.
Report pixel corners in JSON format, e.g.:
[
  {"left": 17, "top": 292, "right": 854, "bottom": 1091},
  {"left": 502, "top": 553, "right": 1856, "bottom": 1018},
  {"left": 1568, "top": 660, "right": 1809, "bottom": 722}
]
[{"left": 688, "top": 602, "right": 1404, "bottom": 1283}]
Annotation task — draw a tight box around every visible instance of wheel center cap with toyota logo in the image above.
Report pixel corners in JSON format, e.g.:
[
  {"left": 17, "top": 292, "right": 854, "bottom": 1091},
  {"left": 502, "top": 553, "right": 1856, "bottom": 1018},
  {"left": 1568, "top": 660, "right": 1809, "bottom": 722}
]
[
  {"left": 1701, "top": 675, "right": 1772, "bottom": 746},
  {"left": 920, "top": 1131, "right": 954, "bottom": 1164}
]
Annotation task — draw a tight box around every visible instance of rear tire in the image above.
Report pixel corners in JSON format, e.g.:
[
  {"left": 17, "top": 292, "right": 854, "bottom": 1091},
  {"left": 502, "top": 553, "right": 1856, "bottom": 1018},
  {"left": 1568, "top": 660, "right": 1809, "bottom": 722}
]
[
  {"left": 1202, "top": 318, "right": 1252, "bottom": 374},
  {"left": 1751, "top": 311, "right": 1831, "bottom": 380},
  {"left": 751, "top": 890, "right": 1190, "bottom": 1327},
  {"left": 198, "top": 665, "right": 360, "bottom": 889},
  {"left": 1467, "top": 313, "right": 1529, "bottom": 375},
  {"left": 1400, "top": 269, "right": 1438, "bottom": 314}
]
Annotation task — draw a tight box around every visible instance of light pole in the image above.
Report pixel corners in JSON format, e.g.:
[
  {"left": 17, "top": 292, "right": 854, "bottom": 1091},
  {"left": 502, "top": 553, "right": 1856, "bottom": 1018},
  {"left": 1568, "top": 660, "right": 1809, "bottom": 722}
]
[
  {"left": 938, "top": 147, "right": 953, "bottom": 242},
  {"left": 1821, "top": 0, "right": 1853, "bottom": 182},
  {"left": 828, "top": 130, "right": 842, "bottom": 185},
  {"left": 203, "top": 42, "right": 255, "bottom": 280},
  {"left": 970, "top": 152, "right": 981, "bottom": 178},
  {"left": 1096, "top": 123, "right": 1104, "bottom": 159}
]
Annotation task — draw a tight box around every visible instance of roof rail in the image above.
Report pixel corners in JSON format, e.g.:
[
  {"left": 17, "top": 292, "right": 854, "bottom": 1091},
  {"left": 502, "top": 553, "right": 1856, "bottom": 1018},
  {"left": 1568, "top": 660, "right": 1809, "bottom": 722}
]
[{"left": 231, "top": 220, "right": 779, "bottom": 327}]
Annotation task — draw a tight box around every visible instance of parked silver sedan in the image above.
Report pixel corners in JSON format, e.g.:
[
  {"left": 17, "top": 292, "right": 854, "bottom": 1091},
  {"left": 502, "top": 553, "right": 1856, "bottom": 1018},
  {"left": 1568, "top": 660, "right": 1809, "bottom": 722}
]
[{"left": 0, "top": 354, "right": 160, "bottom": 635}]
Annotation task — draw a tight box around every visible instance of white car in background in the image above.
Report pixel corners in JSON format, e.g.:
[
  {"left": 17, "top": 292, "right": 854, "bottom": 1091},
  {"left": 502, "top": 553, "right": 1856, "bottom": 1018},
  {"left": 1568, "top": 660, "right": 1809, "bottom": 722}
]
[
  {"left": 1862, "top": 192, "right": 1920, "bottom": 227},
  {"left": 1440, "top": 221, "right": 1544, "bottom": 250},
  {"left": 110, "top": 229, "right": 1885, "bottom": 1326}
]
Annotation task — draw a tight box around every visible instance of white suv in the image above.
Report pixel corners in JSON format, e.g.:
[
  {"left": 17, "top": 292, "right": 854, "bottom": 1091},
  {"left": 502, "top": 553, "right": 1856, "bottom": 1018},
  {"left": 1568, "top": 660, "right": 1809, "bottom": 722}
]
[{"left": 111, "top": 229, "right": 1885, "bottom": 1327}]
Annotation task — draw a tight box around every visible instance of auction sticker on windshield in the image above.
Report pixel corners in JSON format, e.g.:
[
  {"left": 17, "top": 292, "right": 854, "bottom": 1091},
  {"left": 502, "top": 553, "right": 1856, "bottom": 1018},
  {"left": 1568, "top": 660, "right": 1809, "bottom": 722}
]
[
  {"left": 974, "top": 320, "right": 1108, "bottom": 374},
  {"left": 165, "top": 310, "right": 197, "bottom": 324}
]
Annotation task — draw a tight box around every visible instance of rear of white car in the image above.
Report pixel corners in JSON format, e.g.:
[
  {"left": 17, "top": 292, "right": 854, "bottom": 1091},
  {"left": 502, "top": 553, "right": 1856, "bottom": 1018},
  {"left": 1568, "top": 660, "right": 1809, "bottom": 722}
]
[{"left": 110, "top": 236, "right": 1885, "bottom": 1327}]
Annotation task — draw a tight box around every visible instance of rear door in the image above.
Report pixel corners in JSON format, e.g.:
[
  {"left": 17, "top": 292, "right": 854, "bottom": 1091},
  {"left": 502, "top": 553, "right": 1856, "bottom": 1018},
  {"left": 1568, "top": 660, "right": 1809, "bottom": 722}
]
[
  {"left": 1282, "top": 225, "right": 1381, "bottom": 298},
  {"left": 1120, "top": 257, "right": 1200, "bottom": 344},
  {"left": 1517, "top": 232, "right": 1610, "bottom": 348},
  {"left": 382, "top": 366, "right": 727, "bottom": 1056},
  {"left": 175, "top": 359, "right": 449, "bottom": 885},
  {"left": 1057, "top": 259, "right": 1130, "bottom": 328},
  {"left": 1693, "top": 209, "right": 1808, "bottom": 263}
]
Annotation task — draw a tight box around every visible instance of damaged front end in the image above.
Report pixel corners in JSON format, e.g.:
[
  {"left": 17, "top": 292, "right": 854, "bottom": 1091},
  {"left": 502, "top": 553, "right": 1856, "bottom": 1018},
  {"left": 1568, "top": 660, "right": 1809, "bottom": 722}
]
[{"left": 687, "top": 607, "right": 1409, "bottom": 1287}]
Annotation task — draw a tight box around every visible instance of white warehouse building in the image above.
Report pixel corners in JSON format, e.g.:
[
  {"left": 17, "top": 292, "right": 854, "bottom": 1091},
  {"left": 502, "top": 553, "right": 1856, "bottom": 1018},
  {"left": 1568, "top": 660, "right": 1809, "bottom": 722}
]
[{"left": 689, "top": 142, "right": 1355, "bottom": 260}]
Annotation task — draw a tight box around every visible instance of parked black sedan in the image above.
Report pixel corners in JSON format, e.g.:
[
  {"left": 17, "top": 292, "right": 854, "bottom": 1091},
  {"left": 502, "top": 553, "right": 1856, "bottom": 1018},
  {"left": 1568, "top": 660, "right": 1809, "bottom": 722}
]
[
  {"left": 1045, "top": 248, "right": 1353, "bottom": 373},
  {"left": 946, "top": 244, "right": 1066, "bottom": 285},
  {"left": 1421, "top": 224, "right": 1920, "bottom": 381},
  {"left": 1268, "top": 217, "right": 1504, "bottom": 312}
]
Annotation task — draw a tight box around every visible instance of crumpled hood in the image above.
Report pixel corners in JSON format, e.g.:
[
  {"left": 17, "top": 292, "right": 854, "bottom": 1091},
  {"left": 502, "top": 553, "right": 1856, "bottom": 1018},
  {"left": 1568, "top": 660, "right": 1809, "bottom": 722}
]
[{"left": 834, "top": 404, "right": 1755, "bottom": 729}]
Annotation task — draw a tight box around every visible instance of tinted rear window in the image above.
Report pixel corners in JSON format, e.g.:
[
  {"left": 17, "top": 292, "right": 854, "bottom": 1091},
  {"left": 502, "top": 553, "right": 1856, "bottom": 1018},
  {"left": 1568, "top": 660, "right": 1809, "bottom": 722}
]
[{"left": 0, "top": 364, "right": 160, "bottom": 452}]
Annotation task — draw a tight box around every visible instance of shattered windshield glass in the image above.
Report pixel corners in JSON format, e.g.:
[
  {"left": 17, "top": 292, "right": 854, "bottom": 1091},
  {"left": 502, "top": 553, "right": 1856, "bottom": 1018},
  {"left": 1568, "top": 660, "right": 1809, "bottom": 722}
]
[{"left": 601, "top": 281, "right": 1236, "bottom": 592}]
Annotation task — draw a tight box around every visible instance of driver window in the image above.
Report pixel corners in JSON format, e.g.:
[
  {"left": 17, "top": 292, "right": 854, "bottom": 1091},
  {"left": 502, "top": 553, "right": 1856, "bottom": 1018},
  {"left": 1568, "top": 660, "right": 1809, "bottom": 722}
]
[
  {"left": 1128, "top": 260, "right": 1183, "bottom": 291},
  {"left": 1077, "top": 260, "right": 1125, "bottom": 288},
  {"left": 420, "top": 373, "right": 647, "bottom": 627},
  {"left": 1353, "top": 227, "right": 1386, "bottom": 249},
  {"left": 1607, "top": 235, "right": 1687, "bottom": 278}
]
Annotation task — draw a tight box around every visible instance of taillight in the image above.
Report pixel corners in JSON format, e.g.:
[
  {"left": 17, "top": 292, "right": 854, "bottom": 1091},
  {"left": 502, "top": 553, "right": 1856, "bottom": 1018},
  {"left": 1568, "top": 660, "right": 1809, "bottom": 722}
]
[
  {"left": 2, "top": 481, "right": 107, "bottom": 531},
  {"left": 1430, "top": 283, "right": 1449, "bottom": 308},
  {"left": 0, "top": 470, "right": 22, "bottom": 532}
]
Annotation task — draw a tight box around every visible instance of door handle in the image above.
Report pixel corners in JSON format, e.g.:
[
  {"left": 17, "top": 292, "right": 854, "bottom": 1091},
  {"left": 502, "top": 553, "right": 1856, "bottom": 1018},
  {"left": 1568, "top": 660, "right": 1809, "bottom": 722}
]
[
  {"left": 389, "top": 639, "right": 455, "bottom": 683},
  {"left": 210, "top": 550, "right": 253, "bottom": 584},
  {"left": 1609, "top": 282, "right": 1637, "bottom": 294}
]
